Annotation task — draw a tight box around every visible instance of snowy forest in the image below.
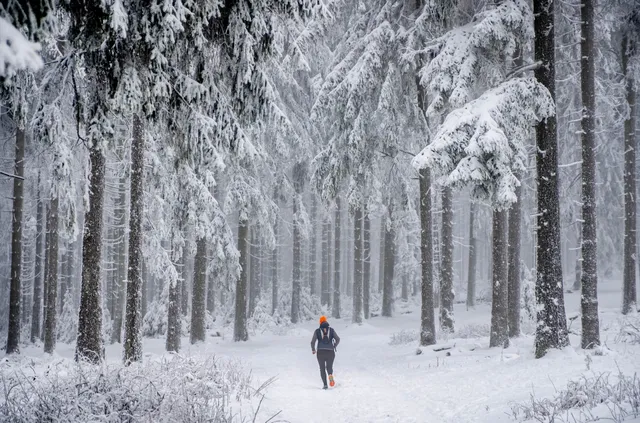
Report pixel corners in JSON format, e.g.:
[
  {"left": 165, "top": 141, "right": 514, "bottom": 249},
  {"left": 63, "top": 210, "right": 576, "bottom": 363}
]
[{"left": 1, "top": 0, "right": 640, "bottom": 421}]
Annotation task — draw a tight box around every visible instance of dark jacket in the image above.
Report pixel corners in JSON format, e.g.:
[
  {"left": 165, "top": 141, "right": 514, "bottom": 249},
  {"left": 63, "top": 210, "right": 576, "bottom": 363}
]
[{"left": 311, "top": 322, "right": 340, "bottom": 352}]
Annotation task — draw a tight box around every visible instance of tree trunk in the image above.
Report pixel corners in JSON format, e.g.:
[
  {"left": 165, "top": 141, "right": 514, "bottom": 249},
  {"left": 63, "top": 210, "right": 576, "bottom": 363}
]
[
  {"left": 534, "top": 0, "right": 569, "bottom": 358},
  {"left": 43, "top": 196, "right": 59, "bottom": 354},
  {"left": 419, "top": 168, "right": 436, "bottom": 345},
  {"left": 310, "top": 195, "right": 318, "bottom": 297},
  {"left": 41, "top": 202, "right": 50, "bottom": 341},
  {"left": 123, "top": 115, "right": 144, "bottom": 364},
  {"left": 440, "top": 188, "right": 454, "bottom": 332},
  {"left": 333, "top": 197, "right": 342, "bottom": 318},
  {"left": 382, "top": 204, "right": 395, "bottom": 317},
  {"left": 580, "top": 0, "right": 600, "bottom": 347},
  {"left": 352, "top": 206, "right": 364, "bottom": 323},
  {"left": 166, "top": 234, "right": 182, "bottom": 352},
  {"left": 111, "top": 176, "right": 127, "bottom": 344},
  {"left": 508, "top": 177, "right": 522, "bottom": 338},
  {"left": 378, "top": 217, "right": 385, "bottom": 293},
  {"left": 622, "top": 33, "right": 637, "bottom": 315},
  {"left": 363, "top": 208, "right": 371, "bottom": 319},
  {"left": 321, "top": 216, "right": 330, "bottom": 307},
  {"left": 249, "top": 228, "right": 258, "bottom": 316},
  {"left": 489, "top": 209, "right": 509, "bottom": 348},
  {"left": 234, "top": 215, "right": 249, "bottom": 341},
  {"left": 572, "top": 228, "right": 582, "bottom": 292},
  {"left": 180, "top": 241, "right": 189, "bottom": 316},
  {"left": 291, "top": 163, "right": 305, "bottom": 323},
  {"left": 6, "top": 119, "right": 25, "bottom": 355},
  {"left": 31, "top": 182, "right": 44, "bottom": 343},
  {"left": 467, "top": 202, "right": 477, "bottom": 309},
  {"left": 272, "top": 215, "right": 279, "bottom": 314},
  {"left": 190, "top": 237, "right": 207, "bottom": 344}
]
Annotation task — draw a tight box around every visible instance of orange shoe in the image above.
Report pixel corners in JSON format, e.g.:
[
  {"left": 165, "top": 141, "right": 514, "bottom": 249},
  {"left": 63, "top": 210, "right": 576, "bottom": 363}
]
[{"left": 329, "top": 374, "right": 335, "bottom": 387}]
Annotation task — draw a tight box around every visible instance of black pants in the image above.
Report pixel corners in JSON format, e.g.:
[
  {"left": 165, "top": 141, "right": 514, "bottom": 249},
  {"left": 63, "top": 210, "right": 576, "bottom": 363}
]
[{"left": 316, "top": 349, "right": 335, "bottom": 386}]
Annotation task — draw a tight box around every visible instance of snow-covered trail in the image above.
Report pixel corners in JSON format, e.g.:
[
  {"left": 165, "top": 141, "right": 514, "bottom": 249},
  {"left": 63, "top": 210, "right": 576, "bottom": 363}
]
[
  {"left": 195, "top": 287, "right": 640, "bottom": 423},
  {"left": 9, "top": 285, "right": 639, "bottom": 423}
]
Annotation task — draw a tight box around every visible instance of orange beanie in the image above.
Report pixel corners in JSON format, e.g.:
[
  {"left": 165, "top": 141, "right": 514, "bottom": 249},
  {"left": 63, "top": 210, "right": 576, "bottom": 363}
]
[{"left": 319, "top": 315, "right": 327, "bottom": 325}]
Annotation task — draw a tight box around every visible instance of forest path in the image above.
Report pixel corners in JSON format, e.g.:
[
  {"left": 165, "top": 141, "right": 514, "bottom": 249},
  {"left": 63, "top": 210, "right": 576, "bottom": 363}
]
[{"left": 206, "top": 288, "right": 635, "bottom": 423}]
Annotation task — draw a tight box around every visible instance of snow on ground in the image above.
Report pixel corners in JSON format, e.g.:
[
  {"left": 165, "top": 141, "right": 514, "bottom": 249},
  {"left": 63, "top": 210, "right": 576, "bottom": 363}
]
[{"left": 4, "top": 282, "right": 640, "bottom": 422}]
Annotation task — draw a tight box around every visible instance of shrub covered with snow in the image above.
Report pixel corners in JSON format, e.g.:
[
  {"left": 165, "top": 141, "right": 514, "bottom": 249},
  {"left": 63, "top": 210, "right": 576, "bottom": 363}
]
[
  {"left": 389, "top": 330, "right": 419, "bottom": 346},
  {"left": 511, "top": 371, "right": 640, "bottom": 423},
  {"left": 617, "top": 316, "right": 640, "bottom": 345},
  {"left": 0, "top": 354, "right": 273, "bottom": 422}
]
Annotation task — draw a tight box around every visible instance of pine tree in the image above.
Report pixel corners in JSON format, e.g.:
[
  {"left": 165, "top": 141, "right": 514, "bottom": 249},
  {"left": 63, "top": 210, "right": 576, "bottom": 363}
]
[
  {"left": 489, "top": 209, "right": 509, "bottom": 348},
  {"left": 30, "top": 179, "right": 44, "bottom": 343},
  {"left": 6, "top": 103, "right": 26, "bottom": 355},
  {"left": 534, "top": 0, "right": 569, "bottom": 358},
  {"left": 43, "top": 196, "right": 59, "bottom": 354},
  {"left": 234, "top": 215, "right": 249, "bottom": 342},
  {"left": 123, "top": 115, "right": 144, "bottom": 364},
  {"left": 507, "top": 176, "right": 521, "bottom": 337},
  {"left": 190, "top": 237, "right": 207, "bottom": 344},
  {"left": 440, "top": 188, "right": 454, "bottom": 331},
  {"left": 333, "top": 197, "right": 342, "bottom": 318},
  {"left": 352, "top": 204, "right": 364, "bottom": 323},
  {"left": 622, "top": 27, "right": 638, "bottom": 315},
  {"left": 363, "top": 207, "right": 371, "bottom": 319},
  {"left": 419, "top": 167, "right": 436, "bottom": 345},
  {"left": 579, "top": 0, "right": 599, "bottom": 348},
  {"left": 382, "top": 203, "right": 395, "bottom": 318},
  {"left": 466, "top": 201, "right": 477, "bottom": 309}
]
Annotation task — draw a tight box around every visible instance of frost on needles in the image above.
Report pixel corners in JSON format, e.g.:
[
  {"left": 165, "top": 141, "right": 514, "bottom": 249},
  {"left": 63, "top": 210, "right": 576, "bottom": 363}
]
[{"left": 412, "top": 77, "right": 554, "bottom": 209}]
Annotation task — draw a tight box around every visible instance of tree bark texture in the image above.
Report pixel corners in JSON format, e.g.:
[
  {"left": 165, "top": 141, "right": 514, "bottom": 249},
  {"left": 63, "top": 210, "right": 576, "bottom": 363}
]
[
  {"left": 123, "top": 115, "right": 144, "bottom": 364},
  {"left": 363, "top": 208, "right": 371, "bottom": 319},
  {"left": 352, "top": 206, "right": 364, "bottom": 324},
  {"left": 272, "top": 216, "right": 279, "bottom": 314},
  {"left": 440, "top": 188, "right": 454, "bottom": 332},
  {"left": 466, "top": 201, "right": 477, "bottom": 309},
  {"left": 333, "top": 197, "right": 342, "bottom": 318},
  {"left": 490, "top": 209, "right": 509, "bottom": 348},
  {"left": 507, "top": 179, "right": 522, "bottom": 338},
  {"left": 419, "top": 168, "right": 436, "bottom": 345},
  {"left": 190, "top": 237, "right": 207, "bottom": 344},
  {"left": 291, "top": 162, "right": 305, "bottom": 323},
  {"left": 249, "top": 229, "right": 259, "bottom": 316},
  {"left": 378, "top": 217, "right": 385, "bottom": 293},
  {"left": 321, "top": 216, "right": 330, "bottom": 307},
  {"left": 76, "top": 137, "right": 106, "bottom": 363},
  {"left": 580, "top": 0, "right": 600, "bottom": 348},
  {"left": 310, "top": 195, "right": 318, "bottom": 297},
  {"left": 43, "top": 196, "right": 59, "bottom": 354},
  {"left": 31, "top": 183, "right": 45, "bottom": 343},
  {"left": 234, "top": 216, "right": 249, "bottom": 341},
  {"left": 382, "top": 204, "right": 395, "bottom": 317},
  {"left": 623, "top": 34, "right": 638, "bottom": 315},
  {"left": 111, "top": 175, "right": 127, "bottom": 344},
  {"left": 7, "top": 121, "right": 25, "bottom": 355},
  {"left": 534, "top": 0, "right": 569, "bottom": 358}
]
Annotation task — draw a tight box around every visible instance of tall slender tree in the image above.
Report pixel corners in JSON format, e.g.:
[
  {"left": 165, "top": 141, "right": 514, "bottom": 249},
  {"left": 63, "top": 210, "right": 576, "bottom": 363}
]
[
  {"left": 507, "top": 177, "right": 521, "bottom": 338},
  {"left": 622, "top": 30, "right": 637, "bottom": 315},
  {"left": 440, "top": 188, "right": 454, "bottom": 331},
  {"left": 363, "top": 207, "right": 371, "bottom": 319},
  {"left": 534, "top": 0, "right": 569, "bottom": 358},
  {"left": 123, "top": 115, "right": 144, "bottom": 363},
  {"left": 467, "top": 201, "right": 477, "bottom": 309},
  {"left": 190, "top": 237, "right": 207, "bottom": 344},
  {"left": 382, "top": 203, "right": 395, "bottom": 318},
  {"left": 580, "top": 0, "right": 599, "bottom": 348},
  {"left": 6, "top": 105, "right": 26, "bottom": 355},
  {"left": 234, "top": 215, "right": 249, "bottom": 341},
  {"left": 352, "top": 205, "right": 364, "bottom": 323},
  {"left": 333, "top": 197, "right": 342, "bottom": 318},
  {"left": 489, "top": 209, "right": 509, "bottom": 348},
  {"left": 419, "top": 167, "right": 436, "bottom": 345},
  {"left": 43, "top": 196, "right": 59, "bottom": 354},
  {"left": 30, "top": 178, "right": 44, "bottom": 343}
]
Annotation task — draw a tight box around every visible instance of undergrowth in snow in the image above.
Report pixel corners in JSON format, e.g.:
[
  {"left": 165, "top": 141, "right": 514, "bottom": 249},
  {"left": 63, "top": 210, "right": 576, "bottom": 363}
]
[
  {"left": 511, "top": 371, "right": 640, "bottom": 423},
  {"left": 0, "top": 354, "right": 274, "bottom": 422}
]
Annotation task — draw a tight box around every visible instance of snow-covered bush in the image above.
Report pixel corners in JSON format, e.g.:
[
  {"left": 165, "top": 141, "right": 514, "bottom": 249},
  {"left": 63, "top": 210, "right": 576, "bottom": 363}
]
[
  {"left": 389, "top": 330, "right": 419, "bottom": 346},
  {"left": 0, "top": 355, "right": 272, "bottom": 422},
  {"left": 57, "top": 291, "right": 78, "bottom": 344},
  {"left": 520, "top": 265, "right": 536, "bottom": 334},
  {"left": 617, "top": 316, "right": 640, "bottom": 345},
  {"left": 510, "top": 372, "right": 640, "bottom": 423},
  {"left": 142, "top": 300, "right": 168, "bottom": 337}
]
